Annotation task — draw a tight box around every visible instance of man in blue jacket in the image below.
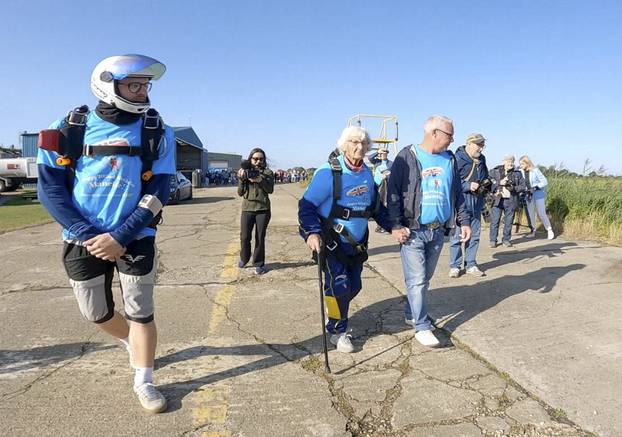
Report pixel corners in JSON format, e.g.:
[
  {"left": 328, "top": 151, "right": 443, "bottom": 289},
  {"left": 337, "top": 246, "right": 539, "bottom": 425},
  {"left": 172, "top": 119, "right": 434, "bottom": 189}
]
[
  {"left": 298, "top": 126, "right": 391, "bottom": 353},
  {"left": 37, "top": 55, "right": 175, "bottom": 413},
  {"left": 387, "top": 115, "right": 471, "bottom": 347},
  {"left": 373, "top": 148, "right": 392, "bottom": 233},
  {"left": 448, "top": 133, "right": 490, "bottom": 278}
]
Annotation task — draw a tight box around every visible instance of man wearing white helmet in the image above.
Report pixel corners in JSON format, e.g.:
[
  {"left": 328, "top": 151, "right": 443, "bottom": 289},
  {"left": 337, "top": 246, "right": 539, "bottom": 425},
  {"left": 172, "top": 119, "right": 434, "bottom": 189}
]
[{"left": 37, "top": 54, "right": 175, "bottom": 413}]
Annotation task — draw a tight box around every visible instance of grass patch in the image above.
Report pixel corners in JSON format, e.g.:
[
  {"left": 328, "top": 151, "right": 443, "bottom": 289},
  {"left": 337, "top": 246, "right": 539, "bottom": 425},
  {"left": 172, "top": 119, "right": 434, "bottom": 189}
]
[
  {"left": 546, "top": 175, "right": 622, "bottom": 245},
  {"left": 0, "top": 196, "right": 52, "bottom": 232},
  {"left": 550, "top": 407, "right": 568, "bottom": 420}
]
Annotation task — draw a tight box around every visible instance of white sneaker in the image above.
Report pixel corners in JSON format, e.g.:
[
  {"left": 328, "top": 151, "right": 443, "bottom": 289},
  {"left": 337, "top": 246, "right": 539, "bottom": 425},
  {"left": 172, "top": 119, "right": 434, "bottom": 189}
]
[
  {"left": 134, "top": 383, "right": 167, "bottom": 413},
  {"left": 414, "top": 330, "right": 440, "bottom": 348},
  {"left": 465, "top": 266, "right": 485, "bottom": 277},
  {"left": 448, "top": 268, "right": 460, "bottom": 278},
  {"left": 547, "top": 228, "right": 555, "bottom": 240},
  {"left": 404, "top": 318, "right": 435, "bottom": 331},
  {"left": 329, "top": 332, "right": 354, "bottom": 353}
]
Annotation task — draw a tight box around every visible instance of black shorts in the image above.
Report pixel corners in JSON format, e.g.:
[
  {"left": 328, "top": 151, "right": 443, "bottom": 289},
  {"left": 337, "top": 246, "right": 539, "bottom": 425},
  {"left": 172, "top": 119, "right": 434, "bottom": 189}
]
[{"left": 63, "top": 236, "right": 157, "bottom": 324}]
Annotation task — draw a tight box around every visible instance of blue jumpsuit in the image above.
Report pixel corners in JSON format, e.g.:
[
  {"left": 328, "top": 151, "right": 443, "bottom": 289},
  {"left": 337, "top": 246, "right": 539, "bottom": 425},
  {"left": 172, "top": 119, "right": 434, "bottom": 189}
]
[{"left": 298, "top": 155, "right": 390, "bottom": 334}]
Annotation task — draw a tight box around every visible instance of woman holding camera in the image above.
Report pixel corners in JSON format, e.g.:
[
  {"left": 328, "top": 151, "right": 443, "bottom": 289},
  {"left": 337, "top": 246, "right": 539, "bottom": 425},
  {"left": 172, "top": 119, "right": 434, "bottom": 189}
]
[
  {"left": 237, "top": 148, "right": 275, "bottom": 275},
  {"left": 519, "top": 156, "right": 554, "bottom": 240}
]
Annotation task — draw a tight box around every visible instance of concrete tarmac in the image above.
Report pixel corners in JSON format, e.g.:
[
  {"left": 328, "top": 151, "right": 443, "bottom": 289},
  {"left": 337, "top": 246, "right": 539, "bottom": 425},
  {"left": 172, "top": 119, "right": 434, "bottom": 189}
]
[{"left": 1, "top": 184, "right": 619, "bottom": 437}]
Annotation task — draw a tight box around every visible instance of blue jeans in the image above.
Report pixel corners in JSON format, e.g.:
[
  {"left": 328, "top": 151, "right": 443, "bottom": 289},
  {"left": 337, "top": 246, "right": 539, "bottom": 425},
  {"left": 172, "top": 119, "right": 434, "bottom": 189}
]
[
  {"left": 401, "top": 228, "right": 445, "bottom": 331},
  {"left": 449, "top": 194, "right": 483, "bottom": 269},
  {"left": 489, "top": 198, "right": 516, "bottom": 244}
]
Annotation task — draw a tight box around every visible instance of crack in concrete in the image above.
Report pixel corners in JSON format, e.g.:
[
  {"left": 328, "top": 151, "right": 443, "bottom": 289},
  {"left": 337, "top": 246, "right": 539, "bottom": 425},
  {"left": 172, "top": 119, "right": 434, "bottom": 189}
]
[
  {"left": 0, "top": 285, "right": 72, "bottom": 296},
  {"left": 0, "top": 332, "right": 100, "bottom": 403}
]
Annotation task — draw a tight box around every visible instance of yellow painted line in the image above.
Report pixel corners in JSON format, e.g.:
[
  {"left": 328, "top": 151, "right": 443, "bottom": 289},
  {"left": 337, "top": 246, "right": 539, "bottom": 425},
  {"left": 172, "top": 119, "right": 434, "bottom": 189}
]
[
  {"left": 192, "top": 385, "right": 231, "bottom": 427},
  {"left": 208, "top": 240, "right": 239, "bottom": 335},
  {"left": 192, "top": 240, "right": 238, "bottom": 433}
]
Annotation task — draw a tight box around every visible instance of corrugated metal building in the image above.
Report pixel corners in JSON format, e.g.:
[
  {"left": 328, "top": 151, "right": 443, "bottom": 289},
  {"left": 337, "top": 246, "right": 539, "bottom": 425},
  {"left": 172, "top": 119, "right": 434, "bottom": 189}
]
[
  {"left": 19, "top": 132, "right": 39, "bottom": 158},
  {"left": 207, "top": 152, "right": 242, "bottom": 169},
  {"left": 173, "top": 126, "right": 209, "bottom": 176}
]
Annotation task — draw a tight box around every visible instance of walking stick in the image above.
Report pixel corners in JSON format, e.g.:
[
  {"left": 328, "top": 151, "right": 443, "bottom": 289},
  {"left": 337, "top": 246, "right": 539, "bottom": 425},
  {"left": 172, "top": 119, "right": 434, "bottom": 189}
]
[{"left": 316, "top": 248, "right": 331, "bottom": 374}]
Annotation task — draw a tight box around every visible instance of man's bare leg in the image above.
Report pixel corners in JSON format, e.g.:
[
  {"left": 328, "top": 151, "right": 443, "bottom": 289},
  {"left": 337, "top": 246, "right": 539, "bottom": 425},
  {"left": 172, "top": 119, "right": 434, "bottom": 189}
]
[
  {"left": 129, "top": 320, "right": 157, "bottom": 368},
  {"left": 98, "top": 311, "right": 130, "bottom": 339}
]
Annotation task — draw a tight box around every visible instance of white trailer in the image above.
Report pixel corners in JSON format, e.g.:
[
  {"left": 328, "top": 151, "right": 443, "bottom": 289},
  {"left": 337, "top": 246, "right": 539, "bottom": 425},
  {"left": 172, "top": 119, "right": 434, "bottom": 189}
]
[{"left": 0, "top": 157, "right": 38, "bottom": 192}]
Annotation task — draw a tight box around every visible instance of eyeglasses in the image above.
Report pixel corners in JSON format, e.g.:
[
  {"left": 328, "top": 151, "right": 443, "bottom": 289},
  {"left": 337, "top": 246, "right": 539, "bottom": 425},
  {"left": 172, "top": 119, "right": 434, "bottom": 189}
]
[
  {"left": 251, "top": 156, "right": 265, "bottom": 162},
  {"left": 347, "top": 139, "right": 369, "bottom": 146},
  {"left": 119, "top": 82, "right": 153, "bottom": 93},
  {"left": 435, "top": 129, "right": 454, "bottom": 142}
]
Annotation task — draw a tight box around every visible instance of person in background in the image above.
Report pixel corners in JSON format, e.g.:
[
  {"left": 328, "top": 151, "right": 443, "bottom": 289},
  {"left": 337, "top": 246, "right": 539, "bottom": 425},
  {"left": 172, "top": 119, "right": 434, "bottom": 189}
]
[
  {"left": 373, "top": 148, "right": 393, "bottom": 233},
  {"left": 448, "top": 133, "right": 489, "bottom": 278},
  {"left": 489, "top": 155, "right": 526, "bottom": 248},
  {"left": 237, "top": 148, "right": 275, "bottom": 275},
  {"left": 519, "top": 155, "right": 555, "bottom": 240}
]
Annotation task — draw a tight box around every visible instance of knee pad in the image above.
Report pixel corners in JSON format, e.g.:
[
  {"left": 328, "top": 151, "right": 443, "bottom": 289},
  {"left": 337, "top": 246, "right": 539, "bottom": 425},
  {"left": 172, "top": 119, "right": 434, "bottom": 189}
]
[
  {"left": 70, "top": 275, "right": 114, "bottom": 323},
  {"left": 119, "top": 267, "right": 156, "bottom": 324}
]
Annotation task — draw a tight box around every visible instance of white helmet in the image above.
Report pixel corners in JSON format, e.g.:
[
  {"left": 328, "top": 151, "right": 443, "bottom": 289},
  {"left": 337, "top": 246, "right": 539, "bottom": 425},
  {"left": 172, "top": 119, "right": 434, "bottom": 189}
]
[{"left": 90, "top": 54, "right": 166, "bottom": 114}]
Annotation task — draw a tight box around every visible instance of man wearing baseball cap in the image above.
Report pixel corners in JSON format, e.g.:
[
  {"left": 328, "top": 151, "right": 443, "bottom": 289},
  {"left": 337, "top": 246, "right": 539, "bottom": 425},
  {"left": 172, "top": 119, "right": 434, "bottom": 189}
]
[{"left": 448, "top": 133, "right": 490, "bottom": 278}]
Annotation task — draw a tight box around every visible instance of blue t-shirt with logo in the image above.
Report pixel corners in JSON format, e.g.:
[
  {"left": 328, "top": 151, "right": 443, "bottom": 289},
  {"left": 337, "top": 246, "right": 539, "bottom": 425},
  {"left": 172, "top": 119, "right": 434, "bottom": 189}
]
[
  {"left": 413, "top": 144, "right": 453, "bottom": 225},
  {"left": 37, "top": 111, "right": 176, "bottom": 241},
  {"left": 303, "top": 155, "right": 375, "bottom": 242}
]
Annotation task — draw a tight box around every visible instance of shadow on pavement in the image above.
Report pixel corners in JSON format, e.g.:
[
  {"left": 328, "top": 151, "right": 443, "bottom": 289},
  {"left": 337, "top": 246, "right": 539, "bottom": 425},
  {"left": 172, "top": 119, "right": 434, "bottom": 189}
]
[
  {"left": 429, "top": 263, "right": 585, "bottom": 332},
  {"left": 366, "top": 242, "right": 400, "bottom": 257},
  {"left": 266, "top": 260, "right": 315, "bottom": 270},
  {"left": 184, "top": 196, "right": 235, "bottom": 205},
  {"left": 0, "top": 342, "right": 114, "bottom": 375},
  {"left": 478, "top": 241, "right": 578, "bottom": 271},
  {"left": 156, "top": 261, "right": 583, "bottom": 411}
]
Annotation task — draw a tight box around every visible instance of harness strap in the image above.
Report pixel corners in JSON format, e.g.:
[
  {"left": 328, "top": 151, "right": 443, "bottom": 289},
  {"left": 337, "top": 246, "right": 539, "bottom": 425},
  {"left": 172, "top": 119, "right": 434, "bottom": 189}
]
[
  {"left": 329, "top": 157, "right": 342, "bottom": 201},
  {"left": 329, "top": 203, "right": 374, "bottom": 220},
  {"left": 140, "top": 108, "right": 163, "bottom": 181},
  {"left": 83, "top": 145, "right": 143, "bottom": 157}
]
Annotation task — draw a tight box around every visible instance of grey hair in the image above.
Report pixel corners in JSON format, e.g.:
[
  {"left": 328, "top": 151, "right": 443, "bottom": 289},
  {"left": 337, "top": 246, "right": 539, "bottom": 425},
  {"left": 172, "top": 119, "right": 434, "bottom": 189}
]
[
  {"left": 337, "top": 126, "right": 371, "bottom": 152},
  {"left": 423, "top": 115, "right": 453, "bottom": 134}
]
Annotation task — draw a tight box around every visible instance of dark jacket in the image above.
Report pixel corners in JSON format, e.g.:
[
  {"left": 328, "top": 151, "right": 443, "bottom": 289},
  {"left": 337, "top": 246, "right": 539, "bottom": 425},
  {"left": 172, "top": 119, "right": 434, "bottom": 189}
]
[
  {"left": 386, "top": 145, "right": 471, "bottom": 232},
  {"left": 455, "top": 146, "right": 489, "bottom": 193},
  {"left": 489, "top": 165, "right": 526, "bottom": 209},
  {"left": 237, "top": 168, "right": 274, "bottom": 211}
]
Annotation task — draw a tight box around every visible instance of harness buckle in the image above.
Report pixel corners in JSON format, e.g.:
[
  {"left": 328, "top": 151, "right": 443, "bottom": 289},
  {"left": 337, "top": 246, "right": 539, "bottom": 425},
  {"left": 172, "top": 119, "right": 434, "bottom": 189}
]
[
  {"left": 341, "top": 208, "right": 351, "bottom": 220},
  {"left": 333, "top": 223, "right": 345, "bottom": 234},
  {"left": 83, "top": 144, "right": 93, "bottom": 156},
  {"left": 326, "top": 240, "right": 338, "bottom": 251},
  {"left": 143, "top": 108, "right": 160, "bottom": 130},
  {"left": 66, "top": 106, "right": 88, "bottom": 126}
]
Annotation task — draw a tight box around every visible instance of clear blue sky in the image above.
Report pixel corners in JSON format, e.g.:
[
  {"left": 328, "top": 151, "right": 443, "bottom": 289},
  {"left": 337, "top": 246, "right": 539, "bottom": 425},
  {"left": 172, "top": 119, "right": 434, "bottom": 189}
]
[{"left": 1, "top": 0, "right": 621, "bottom": 174}]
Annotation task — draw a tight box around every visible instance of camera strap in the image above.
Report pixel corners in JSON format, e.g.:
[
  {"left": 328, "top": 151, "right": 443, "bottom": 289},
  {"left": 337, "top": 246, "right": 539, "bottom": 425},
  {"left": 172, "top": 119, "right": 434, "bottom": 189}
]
[{"left": 463, "top": 159, "right": 478, "bottom": 182}]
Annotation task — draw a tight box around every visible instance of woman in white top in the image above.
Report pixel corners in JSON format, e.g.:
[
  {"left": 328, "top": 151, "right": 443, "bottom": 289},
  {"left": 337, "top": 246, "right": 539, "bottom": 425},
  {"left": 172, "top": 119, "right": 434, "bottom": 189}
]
[{"left": 519, "top": 155, "right": 555, "bottom": 240}]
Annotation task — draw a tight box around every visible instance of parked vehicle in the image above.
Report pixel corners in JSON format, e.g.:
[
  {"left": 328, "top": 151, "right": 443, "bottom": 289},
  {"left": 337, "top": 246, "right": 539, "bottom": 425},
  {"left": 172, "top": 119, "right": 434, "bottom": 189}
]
[
  {"left": 0, "top": 157, "right": 38, "bottom": 192},
  {"left": 169, "top": 171, "right": 193, "bottom": 204}
]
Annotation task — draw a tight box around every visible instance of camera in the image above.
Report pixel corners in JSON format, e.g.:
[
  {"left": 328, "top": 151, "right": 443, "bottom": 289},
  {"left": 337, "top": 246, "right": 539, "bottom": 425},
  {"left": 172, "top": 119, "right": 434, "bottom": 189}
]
[
  {"left": 240, "top": 159, "right": 261, "bottom": 180},
  {"left": 475, "top": 178, "right": 492, "bottom": 197}
]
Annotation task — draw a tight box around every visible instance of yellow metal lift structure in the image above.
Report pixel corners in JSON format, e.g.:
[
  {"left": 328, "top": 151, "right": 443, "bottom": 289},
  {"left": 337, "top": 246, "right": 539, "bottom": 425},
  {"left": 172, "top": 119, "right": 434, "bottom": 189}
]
[{"left": 347, "top": 114, "right": 399, "bottom": 155}]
